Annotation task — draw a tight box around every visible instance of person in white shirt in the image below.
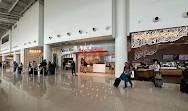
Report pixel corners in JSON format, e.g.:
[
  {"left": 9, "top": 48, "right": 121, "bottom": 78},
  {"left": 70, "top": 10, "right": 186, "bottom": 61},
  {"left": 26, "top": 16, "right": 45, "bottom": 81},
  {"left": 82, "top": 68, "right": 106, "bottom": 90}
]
[{"left": 153, "top": 61, "right": 160, "bottom": 73}]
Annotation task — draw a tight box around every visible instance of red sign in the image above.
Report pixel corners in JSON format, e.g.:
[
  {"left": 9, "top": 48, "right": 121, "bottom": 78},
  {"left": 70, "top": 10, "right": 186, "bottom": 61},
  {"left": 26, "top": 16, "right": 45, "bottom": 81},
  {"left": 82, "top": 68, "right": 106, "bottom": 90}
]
[{"left": 73, "top": 48, "right": 108, "bottom": 54}]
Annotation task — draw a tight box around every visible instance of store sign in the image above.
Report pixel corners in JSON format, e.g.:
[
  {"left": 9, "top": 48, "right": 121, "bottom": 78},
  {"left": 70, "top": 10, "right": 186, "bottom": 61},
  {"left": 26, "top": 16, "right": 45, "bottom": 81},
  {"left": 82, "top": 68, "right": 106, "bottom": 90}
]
[
  {"left": 74, "top": 44, "right": 94, "bottom": 52},
  {"left": 74, "top": 48, "right": 107, "bottom": 54},
  {"left": 131, "top": 26, "right": 188, "bottom": 48},
  {"left": 29, "top": 50, "right": 41, "bottom": 53},
  {"left": 61, "top": 48, "right": 73, "bottom": 52}
]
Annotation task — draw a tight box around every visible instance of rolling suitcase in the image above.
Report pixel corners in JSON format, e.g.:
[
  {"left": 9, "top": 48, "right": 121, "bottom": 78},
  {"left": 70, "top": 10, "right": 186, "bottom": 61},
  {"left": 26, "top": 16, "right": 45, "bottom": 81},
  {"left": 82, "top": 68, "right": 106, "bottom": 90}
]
[
  {"left": 154, "top": 73, "right": 163, "bottom": 88},
  {"left": 113, "top": 78, "right": 121, "bottom": 87}
]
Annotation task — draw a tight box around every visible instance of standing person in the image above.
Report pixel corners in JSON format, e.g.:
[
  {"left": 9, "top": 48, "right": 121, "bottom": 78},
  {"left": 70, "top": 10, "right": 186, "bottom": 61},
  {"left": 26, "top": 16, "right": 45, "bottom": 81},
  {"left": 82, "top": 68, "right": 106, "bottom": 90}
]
[
  {"left": 63, "top": 62, "right": 66, "bottom": 70},
  {"left": 123, "top": 62, "right": 133, "bottom": 88},
  {"left": 71, "top": 61, "right": 77, "bottom": 76},
  {"left": 180, "top": 64, "right": 188, "bottom": 93},
  {"left": 83, "top": 61, "right": 87, "bottom": 73},
  {"left": 13, "top": 61, "right": 18, "bottom": 73},
  {"left": 48, "top": 61, "right": 55, "bottom": 75},
  {"left": 32, "top": 61, "right": 38, "bottom": 74},
  {"left": 18, "top": 63, "right": 23, "bottom": 74},
  {"left": 152, "top": 60, "right": 163, "bottom": 87},
  {"left": 28, "top": 61, "right": 32, "bottom": 72},
  {"left": 153, "top": 60, "right": 160, "bottom": 74},
  {"left": 40, "top": 59, "right": 47, "bottom": 74}
]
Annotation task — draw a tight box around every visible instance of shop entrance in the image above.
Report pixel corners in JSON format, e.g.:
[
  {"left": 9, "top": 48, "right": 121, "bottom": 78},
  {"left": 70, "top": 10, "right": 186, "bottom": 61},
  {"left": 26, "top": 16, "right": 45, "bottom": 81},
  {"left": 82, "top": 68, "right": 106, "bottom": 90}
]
[
  {"left": 77, "top": 52, "right": 115, "bottom": 74},
  {"left": 61, "top": 55, "right": 73, "bottom": 70}
]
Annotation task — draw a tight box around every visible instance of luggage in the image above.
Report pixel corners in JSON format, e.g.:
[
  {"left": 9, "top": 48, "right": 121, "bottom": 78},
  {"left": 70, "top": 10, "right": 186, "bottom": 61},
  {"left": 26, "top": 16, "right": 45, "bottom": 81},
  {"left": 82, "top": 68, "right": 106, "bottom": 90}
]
[
  {"left": 154, "top": 72, "right": 163, "bottom": 88},
  {"left": 113, "top": 78, "right": 121, "bottom": 87},
  {"left": 18, "top": 67, "right": 22, "bottom": 74},
  {"left": 29, "top": 68, "right": 38, "bottom": 75},
  {"left": 40, "top": 68, "right": 47, "bottom": 75}
]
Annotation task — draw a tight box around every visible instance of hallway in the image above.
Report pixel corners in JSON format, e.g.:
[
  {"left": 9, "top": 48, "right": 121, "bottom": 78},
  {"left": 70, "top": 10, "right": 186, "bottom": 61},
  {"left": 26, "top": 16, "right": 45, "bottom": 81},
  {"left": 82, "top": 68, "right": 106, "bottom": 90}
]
[{"left": 0, "top": 69, "right": 187, "bottom": 111}]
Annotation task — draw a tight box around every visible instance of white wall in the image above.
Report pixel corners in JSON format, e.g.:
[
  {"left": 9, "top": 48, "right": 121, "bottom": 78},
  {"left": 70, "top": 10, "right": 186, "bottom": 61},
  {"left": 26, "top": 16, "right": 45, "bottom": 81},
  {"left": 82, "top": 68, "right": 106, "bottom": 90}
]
[
  {"left": 44, "top": 0, "right": 112, "bottom": 44},
  {"left": 130, "top": 0, "right": 188, "bottom": 32},
  {"left": 11, "top": 1, "right": 44, "bottom": 51},
  {"left": 0, "top": 30, "right": 11, "bottom": 54}
]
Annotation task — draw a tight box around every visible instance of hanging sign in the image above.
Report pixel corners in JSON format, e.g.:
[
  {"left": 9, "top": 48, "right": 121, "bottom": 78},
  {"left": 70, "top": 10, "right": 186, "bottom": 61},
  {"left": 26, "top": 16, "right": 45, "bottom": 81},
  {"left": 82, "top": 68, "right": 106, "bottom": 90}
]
[{"left": 131, "top": 26, "right": 188, "bottom": 48}]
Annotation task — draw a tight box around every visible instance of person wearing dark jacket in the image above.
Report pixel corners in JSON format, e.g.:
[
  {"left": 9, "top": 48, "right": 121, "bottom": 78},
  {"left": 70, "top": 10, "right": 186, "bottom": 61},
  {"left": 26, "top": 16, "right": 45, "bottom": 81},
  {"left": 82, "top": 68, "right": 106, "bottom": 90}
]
[
  {"left": 13, "top": 61, "right": 18, "bottom": 73},
  {"left": 48, "top": 61, "right": 55, "bottom": 75},
  {"left": 71, "top": 61, "right": 77, "bottom": 76},
  {"left": 40, "top": 59, "right": 47, "bottom": 74},
  {"left": 63, "top": 62, "right": 66, "bottom": 70},
  {"left": 83, "top": 61, "right": 87, "bottom": 73},
  {"left": 180, "top": 64, "right": 188, "bottom": 93}
]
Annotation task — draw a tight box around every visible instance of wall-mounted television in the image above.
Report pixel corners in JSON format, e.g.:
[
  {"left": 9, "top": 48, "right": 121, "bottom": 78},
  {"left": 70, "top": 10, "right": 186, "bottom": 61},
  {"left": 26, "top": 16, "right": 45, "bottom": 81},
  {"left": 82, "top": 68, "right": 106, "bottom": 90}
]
[
  {"left": 163, "top": 55, "right": 174, "bottom": 60},
  {"left": 179, "top": 55, "right": 188, "bottom": 60}
]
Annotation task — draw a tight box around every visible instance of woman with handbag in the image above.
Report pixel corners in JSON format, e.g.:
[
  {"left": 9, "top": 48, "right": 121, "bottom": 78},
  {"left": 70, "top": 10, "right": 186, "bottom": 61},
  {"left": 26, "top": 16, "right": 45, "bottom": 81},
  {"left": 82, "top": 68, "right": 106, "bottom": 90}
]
[{"left": 123, "top": 62, "right": 133, "bottom": 88}]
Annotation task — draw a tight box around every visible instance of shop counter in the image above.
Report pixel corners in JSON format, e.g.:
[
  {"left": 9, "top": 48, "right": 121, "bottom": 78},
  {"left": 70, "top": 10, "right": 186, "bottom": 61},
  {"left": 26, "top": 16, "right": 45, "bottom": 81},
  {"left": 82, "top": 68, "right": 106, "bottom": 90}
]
[
  {"left": 105, "top": 67, "right": 115, "bottom": 74},
  {"left": 160, "top": 69, "right": 182, "bottom": 76},
  {"left": 135, "top": 69, "right": 154, "bottom": 79},
  {"left": 80, "top": 67, "right": 93, "bottom": 72},
  {"left": 93, "top": 64, "right": 106, "bottom": 73}
]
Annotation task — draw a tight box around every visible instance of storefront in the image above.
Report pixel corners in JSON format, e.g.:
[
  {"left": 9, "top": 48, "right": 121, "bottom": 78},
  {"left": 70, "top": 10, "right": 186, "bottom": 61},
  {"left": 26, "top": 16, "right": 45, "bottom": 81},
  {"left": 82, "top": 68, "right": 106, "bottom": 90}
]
[
  {"left": 23, "top": 47, "right": 43, "bottom": 68},
  {"left": 55, "top": 40, "right": 115, "bottom": 74},
  {"left": 130, "top": 26, "right": 188, "bottom": 81}
]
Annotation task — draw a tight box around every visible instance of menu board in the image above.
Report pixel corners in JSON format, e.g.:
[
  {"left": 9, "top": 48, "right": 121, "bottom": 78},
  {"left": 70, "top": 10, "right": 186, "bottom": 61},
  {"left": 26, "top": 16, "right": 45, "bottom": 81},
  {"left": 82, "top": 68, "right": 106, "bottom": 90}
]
[
  {"left": 179, "top": 55, "right": 188, "bottom": 60},
  {"left": 101, "top": 56, "right": 115, "bottom": 62},
  {"left": 163, "top": 55, "right": 174, "bottom": 60}
]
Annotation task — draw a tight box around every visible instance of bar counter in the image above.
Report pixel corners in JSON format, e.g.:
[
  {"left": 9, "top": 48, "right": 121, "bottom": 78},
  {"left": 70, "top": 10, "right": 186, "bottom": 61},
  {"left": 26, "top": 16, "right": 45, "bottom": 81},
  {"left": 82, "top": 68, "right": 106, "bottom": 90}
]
[{"left": 135, "top": 69, "right": 154, "bottom": 79}]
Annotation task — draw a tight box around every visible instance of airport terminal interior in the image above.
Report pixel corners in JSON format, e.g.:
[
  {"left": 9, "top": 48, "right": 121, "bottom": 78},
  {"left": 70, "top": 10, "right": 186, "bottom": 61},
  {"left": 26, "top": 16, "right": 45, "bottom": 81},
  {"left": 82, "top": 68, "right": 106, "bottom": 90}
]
[{"left": 0, "top": 0, "right": 188, "bottom": 111}]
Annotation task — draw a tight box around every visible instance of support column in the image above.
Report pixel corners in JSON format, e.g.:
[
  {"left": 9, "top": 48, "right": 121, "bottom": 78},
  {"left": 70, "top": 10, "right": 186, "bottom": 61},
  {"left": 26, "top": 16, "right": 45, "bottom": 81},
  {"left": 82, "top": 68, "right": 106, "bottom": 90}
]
[
  {"left": 44, "top": 44, "right": 52, "bottom": 62},
  {"left": 114, "top": 0, "right": 129, "bottom": 78},
  {"left": 2, "top": 55, "right": 6, "bottom": 62},
  {"left": 13, "top": 51, "right": 17, "bottom": 62},
  {"left": 20, "top": 49, "right": 25, "bottom": 64}
]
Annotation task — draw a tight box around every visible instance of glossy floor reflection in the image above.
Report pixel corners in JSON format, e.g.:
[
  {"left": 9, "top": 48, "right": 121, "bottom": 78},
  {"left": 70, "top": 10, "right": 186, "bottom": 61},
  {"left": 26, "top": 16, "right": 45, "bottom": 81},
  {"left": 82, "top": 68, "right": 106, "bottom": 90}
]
[{"left": 0, "top": 68, "right": 188, "bottom": 111}]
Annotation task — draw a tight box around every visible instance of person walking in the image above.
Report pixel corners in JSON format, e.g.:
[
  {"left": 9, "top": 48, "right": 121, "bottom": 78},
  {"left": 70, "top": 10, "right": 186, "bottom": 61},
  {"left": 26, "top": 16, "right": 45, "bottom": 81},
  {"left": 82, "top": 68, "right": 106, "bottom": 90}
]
[
  {"left": 71, "top": 61, "right": 77, "bottom": 76},
  {"left": 13, "top": 61, "right": 18, "bottom": 73},
  {"left": 123, "top": 62, "right": 133, "bottom": 88},
  {"left": 18, "top": 63, "right": 23, "bottom": 74},
  {"left": 83, "top": 61, "right": 87, "bottom": 73}
]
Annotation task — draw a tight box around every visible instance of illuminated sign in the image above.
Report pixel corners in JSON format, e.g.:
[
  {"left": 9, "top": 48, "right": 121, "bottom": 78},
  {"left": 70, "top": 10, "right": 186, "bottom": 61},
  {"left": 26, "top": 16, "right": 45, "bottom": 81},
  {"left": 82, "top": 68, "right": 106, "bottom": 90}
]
[
  {"left": 131, "top": 26, "right": 188, "bottom": 48},
  {"left": 29, "top": 50, "right": 42, "bottom": 53},
  {"left": 73, "top": 48, "right": 108, "bottom": 54}
]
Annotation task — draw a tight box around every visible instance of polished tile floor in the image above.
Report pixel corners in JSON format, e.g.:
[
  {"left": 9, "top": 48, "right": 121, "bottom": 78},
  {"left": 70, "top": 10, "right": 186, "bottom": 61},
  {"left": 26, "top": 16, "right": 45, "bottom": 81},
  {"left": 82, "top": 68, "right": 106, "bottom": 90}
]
[{"left": 0, "top": 68, "right": 187, "bottom": 111}]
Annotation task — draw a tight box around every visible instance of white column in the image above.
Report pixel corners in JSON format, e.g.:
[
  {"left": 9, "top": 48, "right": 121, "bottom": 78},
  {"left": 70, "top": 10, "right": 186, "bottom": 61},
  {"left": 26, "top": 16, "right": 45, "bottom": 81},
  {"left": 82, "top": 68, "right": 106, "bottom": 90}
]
[
  {"left": 2, "top": 55, "right": 6, "bottom": 62},
  {"left": 73, "top": 54, "right": 77, "bottom": 62},
  {"left": 13, "top": 51, "right": 17, "bottom": 62},
  {"left": 20, "top": 49, "right": 24, "bottom": 64},
  {"left": 114, "top": 0, "right": 129, "bottom": 78},
  {"left": 44, "top": 44, "right": 52, "bottom": 62}
]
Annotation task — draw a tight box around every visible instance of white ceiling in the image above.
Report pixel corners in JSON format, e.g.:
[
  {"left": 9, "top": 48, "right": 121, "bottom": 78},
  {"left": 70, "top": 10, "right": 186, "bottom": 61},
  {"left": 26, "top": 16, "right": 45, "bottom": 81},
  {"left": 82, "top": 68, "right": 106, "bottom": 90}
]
[{"left": 0, "top": 0, "right": 44, "bottom": 37}]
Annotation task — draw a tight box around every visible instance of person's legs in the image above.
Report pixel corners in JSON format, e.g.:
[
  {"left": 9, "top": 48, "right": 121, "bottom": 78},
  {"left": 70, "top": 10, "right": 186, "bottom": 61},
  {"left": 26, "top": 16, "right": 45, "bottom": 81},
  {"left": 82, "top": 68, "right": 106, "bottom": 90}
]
[
  {"left": 72, "top": 68, "right": 74, "bottom": 76},
  {"left": 124, "top": 80, "right": 127, "bottom": 88},
  {"left": 74, "top": 68, "right": 77, "bottom": 76},
  {"left": 127, "top": 76, "right": 132, "bottom": 87},
  {"left": 84, "top": 66, "right": 87, "bottom": 73},
  {"left": 84, "top": 67, "right": 86, "bottom": 73}
]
